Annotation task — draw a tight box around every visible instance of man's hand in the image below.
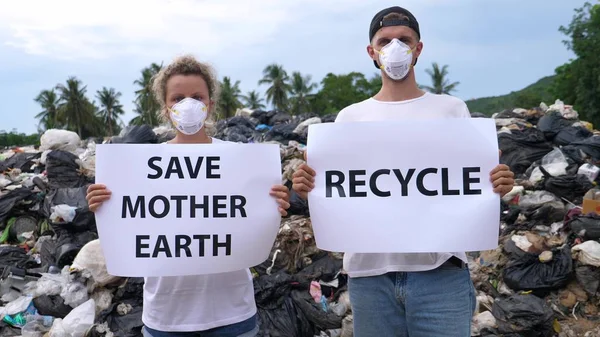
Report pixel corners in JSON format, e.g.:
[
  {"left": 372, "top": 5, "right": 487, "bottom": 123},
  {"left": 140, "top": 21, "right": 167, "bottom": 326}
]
[
  {"left": 490, "top": 164, "right": 514, "bottom": 197},
  {"left": 292, "top": 163, "right": 316, "bottom": 200}
]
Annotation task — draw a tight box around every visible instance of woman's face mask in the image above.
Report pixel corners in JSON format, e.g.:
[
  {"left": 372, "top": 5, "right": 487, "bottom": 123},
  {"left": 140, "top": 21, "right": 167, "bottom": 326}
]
[
  {"left": 168, "top": 97, "right": 208, "bottom": 135},
  {"left": 376, "top": 38, "right": 415, "bottom": 81}
]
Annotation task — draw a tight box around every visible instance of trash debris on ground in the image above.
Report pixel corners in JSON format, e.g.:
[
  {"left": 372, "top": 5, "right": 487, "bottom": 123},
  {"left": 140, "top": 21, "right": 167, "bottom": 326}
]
[{"left": 3, "top": 100, "right": 600, "bottom": 336}]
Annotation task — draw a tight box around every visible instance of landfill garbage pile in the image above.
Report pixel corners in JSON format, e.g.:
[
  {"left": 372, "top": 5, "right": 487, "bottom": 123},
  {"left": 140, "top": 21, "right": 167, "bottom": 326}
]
[
  {"left": 2, "top": 100, "right": 600, "bottom": 336},
  {"left": 469, "top": 100, "right": 600, "bottom": 337}
]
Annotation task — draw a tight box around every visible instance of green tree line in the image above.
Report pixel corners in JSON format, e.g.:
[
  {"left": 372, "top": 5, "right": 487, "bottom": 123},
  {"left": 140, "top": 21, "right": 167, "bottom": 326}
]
[
  {"left": 550, "top": 1, "right": 600, "bottom": 126},
  {"left": 28, "top": 61, "right": 459, "bottom": 143}
]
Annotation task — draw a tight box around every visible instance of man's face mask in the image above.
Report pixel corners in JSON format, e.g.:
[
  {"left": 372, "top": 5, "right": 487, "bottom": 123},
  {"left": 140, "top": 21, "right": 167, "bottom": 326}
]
[
  {"left": 376, "top": 38, "right": 415, "bottom": 81},
  {"left": 168, "top": 97, "right": 208, "bottom": 135}
]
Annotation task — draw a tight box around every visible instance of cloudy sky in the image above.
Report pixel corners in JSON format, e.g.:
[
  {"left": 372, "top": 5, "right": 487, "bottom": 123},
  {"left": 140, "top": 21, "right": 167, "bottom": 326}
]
[{"left": 0, "top": 0, "right": 585, "bottom": 134}]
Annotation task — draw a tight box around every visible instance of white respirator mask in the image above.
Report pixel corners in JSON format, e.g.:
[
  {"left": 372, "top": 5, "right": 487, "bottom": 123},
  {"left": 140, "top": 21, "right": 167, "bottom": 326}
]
[
  {"left": 376, "top": 38, "right": 415, "bottom": 81},
  {"left": 168, "top": 98, "right": 208, "bottom": 135}
]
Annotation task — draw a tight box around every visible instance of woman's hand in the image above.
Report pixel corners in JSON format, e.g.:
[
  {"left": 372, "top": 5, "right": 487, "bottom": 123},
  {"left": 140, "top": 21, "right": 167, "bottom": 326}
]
[
  {"left": 86, "top": 184, "right": 112, "bottom": 212},
  {"left": 270, "top": 184, "right": 290, "bottom": 217}
]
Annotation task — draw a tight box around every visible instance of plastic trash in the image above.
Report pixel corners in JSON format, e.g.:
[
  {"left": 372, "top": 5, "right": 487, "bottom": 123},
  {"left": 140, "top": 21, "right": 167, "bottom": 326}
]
[
  {"left": 529, "top": 148, "right": 569, "bottom": 183},
  {"left": 70, "top": 239, "right": 121, "bottom": 288},
  {"left": 548, "top": 99, "right": 578, "bottom": 119},
  {"left": 571, "top": 240, "right": 600, "bottom": 267},
  {"left": 293, "top": 117, "right": 321, "bottom": 135},
  {"left": 39, "top": 130, "right": 81, "bottom": 153},
  {"left": 471, "top": 311, "right": 497, "bottom": 336},
  {"left": 21, "top": 315, "right": 54, "bottom": 337},
  {"left": 60, "top": 280, "right": 89, "bottom": 308},
  {"left": 49, "top": 298, "right": 95, "bottom": 337},
  {"left": 578, "top": 163, "right": 600, "bottom": 182},
  {"left": 49, "top": 205, "right": 77, "bottom": 223}
]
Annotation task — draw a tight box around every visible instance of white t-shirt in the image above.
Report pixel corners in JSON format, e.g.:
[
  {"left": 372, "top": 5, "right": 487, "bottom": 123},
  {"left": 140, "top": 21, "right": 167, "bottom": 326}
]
[
  {"left": 334, "top": 91, "right": 472, "bottom": 278},
  {"left": 142, "top": 137, "right": 256, "bottom": 332}
]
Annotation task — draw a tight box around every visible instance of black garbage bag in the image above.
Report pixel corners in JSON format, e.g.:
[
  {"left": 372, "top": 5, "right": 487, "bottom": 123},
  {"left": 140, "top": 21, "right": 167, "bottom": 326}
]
[
  {"left": 227, "top": 116, "right": 256, "bottom": 129},
  {"left": 54, "top": 231, "right": 98, "bottom": 268},
  {"left": 575, "top": 263, "right": 600, "bottom": 296},
  {"left": 223, "top": 132, "right": 249, "bottom": 143},
  {"left": 286, "top": 187, "right": 309, "bottom": 216},
  {"left": 0, "top": 152, "right": 41, "bottom": 173},
  {"left": 223, "top": 124, "right": 255, "bottom": 143},
  {"left": 502, "top": 246, "right": 573, "bottom": 295},
  {"left": 502, "top": 239, "right": 528, "bottom": 259},
  {"left": 495, "top": 109, "right": 525, "bottom": 119},
  {"left": 520, "top": 200, "right": 566, "bottom": 227},
  {"left": 470, "top": 112, "right": 488, "bottom": 118},
  {"left": 0, "top": 323, "right": 21, "bottom": 337},
  {"left": 96, "top": 299, "right": 143, "bottom": 337},
  {"left": 537, "top": 111, "right": 574, "bottom": 139},
  {"left": 8, "top": 215, "right": 38, "bottom": 241},
  {"left": 264, "top": 123, "right": 305, "bottom": 145},
  {"left": 251, "top": 110, "right": 277, "bottom": 125},
  {"left": 254, "top": 272, "right": 294, "bottom": 306},
  {"left": 0, "top": 188, "right": 36, "bottom": 224},
  {"left": 564, "top": 214, "right": 600, "bottom": 240},
  {"left": 491, "top": 294, "right": 555, "bottom": 337},
  {"left": 554, "top": 126, "right": 593, "bottom": 146},
  {"left": 42, "top": 186, "right": 96, "bottom": 233},
  {"left": 33, "top": 294, "right": 73, "bottom": 318},
  {"left": 257, "top": 296, "right": 310, "bottom": 337},
  {"left": 290, "top": 290, "right": 343, "bottom": 332},
  {"left": 94, "top": 277, "right": 144, "bottom": 337},
  {"left": 112, "top": 125, "right": 158, "bottom": 144},
  {"left": 46, "top": 150, "right": 90, "bottom": 189},
  {"left": 269, "top": 113, "right": 292, "bottom": 126},
  {"left": 0, "top": 246, "right": 40, "bottom": 270},
  {"left": 501, "top": 205, "right": 521, "bottom": 226},
  {"left": 296, "top": 254, "right": 343, "bottom": 284},
  {"left": 498, "top": 128, "right": 554, "bottom": 176},
  {"left": 254, "top": 272, "right": 313, "bottom": 337},
  {"left": 321, "top": 114, "right": 337, "bottom": 123},
  {"left": 562, "top": 135, "right": 600, "bottom": 162},
  {"left": 538, "top": 166, "right": 593, "bottom": 203},
  {"left": 33, "top": 236, "right": 57, "bottom": 272}
]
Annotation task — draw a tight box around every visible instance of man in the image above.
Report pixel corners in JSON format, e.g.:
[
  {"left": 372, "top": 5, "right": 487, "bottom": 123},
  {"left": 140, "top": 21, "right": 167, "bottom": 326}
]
[{"left": 291, "top": 6, "right": 515, "bottom": 337}]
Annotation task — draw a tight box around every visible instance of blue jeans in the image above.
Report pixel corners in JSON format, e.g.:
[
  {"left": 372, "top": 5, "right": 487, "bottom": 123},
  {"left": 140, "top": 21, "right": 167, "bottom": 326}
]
[
  {"left": 142, "top": 314, "right": 258, "bottom": 337},
  {"left": 348, "top": 260, "right": 476, "bottom": 337}
]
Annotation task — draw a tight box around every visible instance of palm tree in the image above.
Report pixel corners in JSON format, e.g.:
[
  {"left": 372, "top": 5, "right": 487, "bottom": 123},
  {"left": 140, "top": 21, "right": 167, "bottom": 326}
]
[
  {"left": 218, "top": 77, "right": 242, "bottom": 119},
  {"left": 55, "top": 77, "right": 98, "bottom": 137},
  {"left": 240, "top": 90, "right": 265, "bottom": 110},
  {"left": 96, "top": 87, "right": 125, "bottom": 136},
  {"left": 422, "top": 62, "right": 460, "bottom": 94},
  {"left": 34, "top": 89, "right": 61, "bottom": 130},
  {"left": 289, "top": 72, "right": 317, "bottom": 115},
  {"left": 258, "top": 64, "right": 291, "bottom": 111},
  {"left": 132, "top": 63, "right": 162, "bottom": 126}
]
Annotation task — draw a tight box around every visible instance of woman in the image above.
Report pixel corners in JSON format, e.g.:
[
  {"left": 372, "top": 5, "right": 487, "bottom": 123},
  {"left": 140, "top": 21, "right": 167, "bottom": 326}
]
[{"left": 86, "top": 55, "right": 290, "bottom": 337}]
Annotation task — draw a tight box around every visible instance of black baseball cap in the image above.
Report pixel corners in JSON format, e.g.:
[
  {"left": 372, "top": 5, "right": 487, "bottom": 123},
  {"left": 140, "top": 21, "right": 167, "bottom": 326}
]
[
  {"left": 369, "top": 6, "right": 420, "bottom": 42},
  {"left": 369, "top": 6, "right": 421, "bottom": 69}
]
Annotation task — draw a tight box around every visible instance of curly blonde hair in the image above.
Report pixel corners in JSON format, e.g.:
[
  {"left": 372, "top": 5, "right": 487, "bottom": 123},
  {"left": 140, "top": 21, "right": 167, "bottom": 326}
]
[{"left": 151, "top": 54, "right": 221, "bottom": 133}]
